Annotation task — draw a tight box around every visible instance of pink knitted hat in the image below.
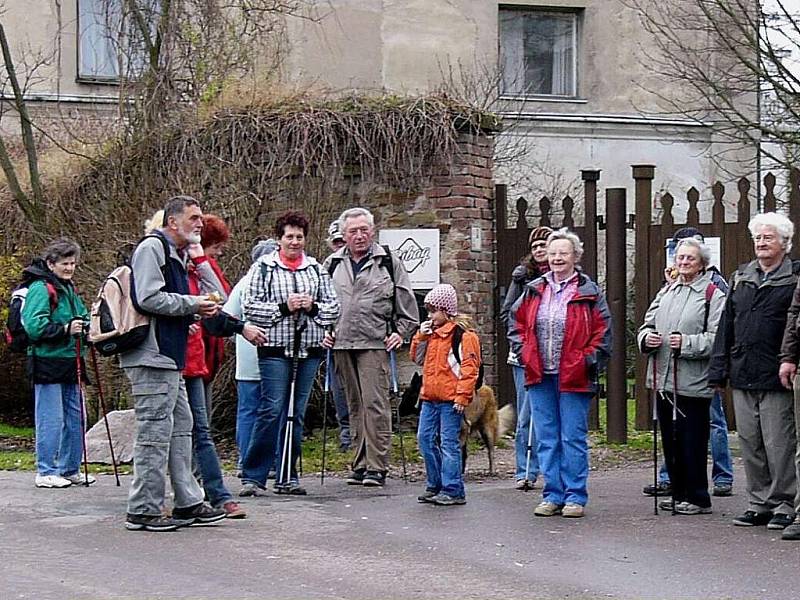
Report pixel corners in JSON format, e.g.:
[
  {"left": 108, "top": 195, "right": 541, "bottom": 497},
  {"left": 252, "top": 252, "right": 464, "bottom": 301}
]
[{"left": 424, "top": 284, "right": 458, "bottom": 316}]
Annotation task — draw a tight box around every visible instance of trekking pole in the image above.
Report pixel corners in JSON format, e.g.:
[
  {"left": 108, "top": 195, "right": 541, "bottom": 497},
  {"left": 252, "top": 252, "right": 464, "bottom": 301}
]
[
  {"left": 389, "top": 349, "right": 408, "bottom": 483},
  {"left": 321, "top": 348, "right": 332, "bottom": 485},
  {"left": 74, "top": 334, "right": 91, "bottom": 486},
  {"left": 89, "top": 345, "right": 120, "bottom": 486},
  {"left": 279, "top": 315, "right": 304, "bottom": 489},
  {"left": 671, "top": 332, "right": 680, "bottom": 516},
  {"left": 651, "top": 351, "right": 659, "bottom": 516},
  {"left": 523, "top": 403, "right": 535, "bottom": 492}
]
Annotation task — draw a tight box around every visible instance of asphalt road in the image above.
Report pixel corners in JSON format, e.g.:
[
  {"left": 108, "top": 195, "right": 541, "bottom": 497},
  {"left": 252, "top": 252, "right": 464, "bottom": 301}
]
[{"left": 3, "top": 463, "right": 798, "bottom": 600}]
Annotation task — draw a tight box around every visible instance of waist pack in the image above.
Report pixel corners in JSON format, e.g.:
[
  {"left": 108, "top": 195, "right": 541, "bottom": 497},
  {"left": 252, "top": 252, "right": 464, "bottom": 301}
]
[{"left": 88, "top": 234, "right": 168, "bottom": 356}]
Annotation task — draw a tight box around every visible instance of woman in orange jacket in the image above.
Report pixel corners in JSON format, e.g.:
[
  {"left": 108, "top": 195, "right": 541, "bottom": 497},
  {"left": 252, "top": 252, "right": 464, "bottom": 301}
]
[{"left": 410, "top": 284, "right": 481, "bottom": 506}]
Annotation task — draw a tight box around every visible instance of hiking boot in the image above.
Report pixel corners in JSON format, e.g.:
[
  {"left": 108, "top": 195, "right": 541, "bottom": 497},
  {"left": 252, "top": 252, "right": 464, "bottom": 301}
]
[
  {"left": 417, "top": 489, "right": 438, "bottom": 503},
  {"left": 273, "top": 482, "right": 308, "bottom": 496},
  {"left": 712, "top": 483, "right": 733, "bottom": 497},
  {"left": 35, "top": 474, "right": 72, "bottom": 488},
  {"left": 125, "top": 514, "right": 188, "bottom": 532},
  {"left": 346, "top": 469, "right": 366, "bottom": 485},
  {"left": 222, "top": 501, "right": 247, "bottom": 519},
  {"left": 781, "top": 516, "right": 800, "bottom": 540},
  {"left": 239, "top": 483, "right": 268, "bottom": 497},
  {"left": 674, "top": 502, "right": 712, "bottom": 515},
  {"left": 562, "top": 503, "right": 585, "bottom": 518},
  {"left": 171, "top": 503, "right": 226, "bottom": 526},
  {"left": 733, "top": 510, "right": 772, "bottom": 527},
  {"left": 362, "top": 471, "right": 386, "bottom": 487},
  {"left": 64, "top": 472, "right": 96, "bottom": 486},
  {"left": 642, "top": 481, "right": 672, "bottom": 497},
  {"left": 534, "top": 501, "right": 563, "bottom": 517},
  {"left": 767, "top": 513, "right": 794, "bottom": 530},
  {"left": 430, "top": 493, "right": 466, "bottom": 506}
]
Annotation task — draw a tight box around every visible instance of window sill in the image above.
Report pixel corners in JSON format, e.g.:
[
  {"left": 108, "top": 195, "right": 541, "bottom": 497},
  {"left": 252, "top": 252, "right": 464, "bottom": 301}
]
[
  {"left": 76, "top": 77, "right": 121, "bottom": 87},
  {"left": 499, "top": 94, "right": 588, "bottom": 104}
]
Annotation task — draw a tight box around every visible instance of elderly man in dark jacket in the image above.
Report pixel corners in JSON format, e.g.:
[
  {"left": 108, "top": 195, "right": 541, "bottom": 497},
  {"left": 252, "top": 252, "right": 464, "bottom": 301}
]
[{"left": 708, "top": 212, "right": 799, "bottom": 532}]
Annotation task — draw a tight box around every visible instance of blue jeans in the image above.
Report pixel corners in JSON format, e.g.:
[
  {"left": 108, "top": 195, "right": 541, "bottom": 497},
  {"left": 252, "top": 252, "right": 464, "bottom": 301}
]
[
  {"left": 241, "top": 355, "right": 321, "bottom": 487},
  {"left": 512, "top": 365, "right": 539, "bottom": 481},
  {"left": 417, "top": 400, "right": 465, "bottom": 498},
  {"left": 330, "top": 354, "right": 351, "bottom": 448},
  {"left": 657, "top": 391, "right": 734, "bottom": 486},
  {"left": 185, "top": 376, "right": 233, "bottom": 507},
  {"left": 530, "top": 374, "right": 591, "bottom": 506},
  {"left": 235, "top": 380, "right": 260, "bottom": 470},
  {"left": 34, "top": 383, "right": 83, "bottom": 476}
]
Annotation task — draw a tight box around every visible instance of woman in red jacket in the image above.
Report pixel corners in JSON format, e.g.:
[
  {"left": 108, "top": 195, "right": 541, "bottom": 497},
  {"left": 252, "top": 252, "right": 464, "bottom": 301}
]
[{"left": 508, "top": 228, "right": 611, "bottom": 519}]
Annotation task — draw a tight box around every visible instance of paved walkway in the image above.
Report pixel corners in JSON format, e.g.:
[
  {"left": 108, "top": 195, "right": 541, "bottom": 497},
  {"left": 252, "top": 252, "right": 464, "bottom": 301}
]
[{"left": 2, "top": 462, "right": 798, "bottom": 599}]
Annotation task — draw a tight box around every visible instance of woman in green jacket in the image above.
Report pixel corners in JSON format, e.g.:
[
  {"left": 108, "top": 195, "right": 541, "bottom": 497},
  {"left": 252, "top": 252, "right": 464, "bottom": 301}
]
[{"left": 22, "top": 238, "right": 90, "bottom": 489}]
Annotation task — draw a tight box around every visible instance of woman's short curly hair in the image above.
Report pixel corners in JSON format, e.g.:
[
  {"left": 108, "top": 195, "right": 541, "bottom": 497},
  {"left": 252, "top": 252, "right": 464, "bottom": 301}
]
[
  {"left": 201, "top": 214, "right": 230, "bottom": 247},
  {"left": 42, "top": 238, "right": 81, "bottom": 264},
  {"left": 274, "top": 210, "right": 310, "bottom": 238},
  {"left": 547, "top": 227, "right": 584, "bottom": 261}
]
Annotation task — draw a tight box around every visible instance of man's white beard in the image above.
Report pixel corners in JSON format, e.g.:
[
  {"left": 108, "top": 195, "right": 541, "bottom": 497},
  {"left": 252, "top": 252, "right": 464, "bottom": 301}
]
[{"left": 186, "top": 232, "right": 202, "bottom": 244}]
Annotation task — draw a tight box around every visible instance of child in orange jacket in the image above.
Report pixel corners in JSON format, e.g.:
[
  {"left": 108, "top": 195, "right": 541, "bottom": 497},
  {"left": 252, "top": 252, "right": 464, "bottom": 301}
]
[{"left": 410, "top": 284, "right": 481, "bottom": 506}]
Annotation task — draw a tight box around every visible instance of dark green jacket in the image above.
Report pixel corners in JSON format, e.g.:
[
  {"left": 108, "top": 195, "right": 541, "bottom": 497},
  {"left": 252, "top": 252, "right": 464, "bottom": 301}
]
[{"left": 21, "top": 260, "right": 89, "bottom": 383}]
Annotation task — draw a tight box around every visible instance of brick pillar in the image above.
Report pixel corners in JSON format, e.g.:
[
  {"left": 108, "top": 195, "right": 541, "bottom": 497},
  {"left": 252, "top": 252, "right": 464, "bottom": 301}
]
[{"left": 423, "top": 132, "right": 496, "bottom": 384}]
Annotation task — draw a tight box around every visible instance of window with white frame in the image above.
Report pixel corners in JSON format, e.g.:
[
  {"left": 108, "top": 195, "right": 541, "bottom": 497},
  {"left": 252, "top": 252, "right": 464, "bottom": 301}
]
[{"left": 499, "top": 8, "right": 578, "bottom": 97}]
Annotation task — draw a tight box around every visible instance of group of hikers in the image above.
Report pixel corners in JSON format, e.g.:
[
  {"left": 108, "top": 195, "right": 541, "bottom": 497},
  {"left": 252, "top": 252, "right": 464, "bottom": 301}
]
[{"left": 14, "top": 195, "right": 800, "bottom": 541}]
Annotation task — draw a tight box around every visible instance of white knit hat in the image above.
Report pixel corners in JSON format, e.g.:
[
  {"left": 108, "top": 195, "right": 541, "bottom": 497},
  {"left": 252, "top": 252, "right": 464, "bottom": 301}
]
[{"left": 424, "top": 284, "right": 458, "bottom": 316}]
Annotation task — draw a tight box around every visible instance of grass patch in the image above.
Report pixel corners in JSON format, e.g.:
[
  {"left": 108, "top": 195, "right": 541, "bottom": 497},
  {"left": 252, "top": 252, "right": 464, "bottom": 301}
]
[{"left": 0, "top": 423, "right": 34, "bottom": 438}]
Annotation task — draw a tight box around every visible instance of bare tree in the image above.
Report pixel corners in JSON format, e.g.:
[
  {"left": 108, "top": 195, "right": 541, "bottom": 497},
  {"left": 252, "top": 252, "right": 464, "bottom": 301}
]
[{"left": 624, "top": 0, "right": 800, "bottom": 174}]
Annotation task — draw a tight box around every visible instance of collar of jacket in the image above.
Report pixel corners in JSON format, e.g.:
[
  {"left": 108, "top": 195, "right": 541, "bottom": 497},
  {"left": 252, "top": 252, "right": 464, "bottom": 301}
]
[
  {"left": 259, "top": 250, "right": 319, "bottom": 270},
  {"left": 342, "top": 242, "right": 388, "bottom": 260},
  {"left": 432, "top": 321, "right": 457, "bottom": 338},
  {"left": 524, "top": 270, "right": 599, "bottom": 301},
  {"left": 739, "top": 255, "right": 795, "bottom": 287},
  {"left": 667, "top": 269, "right": 712, "bottom": 293}
]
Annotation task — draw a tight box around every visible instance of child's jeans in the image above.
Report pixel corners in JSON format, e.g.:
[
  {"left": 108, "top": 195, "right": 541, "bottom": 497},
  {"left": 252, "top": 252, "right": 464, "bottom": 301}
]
[{"left": 417, "top": 400, "right": 465, "bottom": 498}]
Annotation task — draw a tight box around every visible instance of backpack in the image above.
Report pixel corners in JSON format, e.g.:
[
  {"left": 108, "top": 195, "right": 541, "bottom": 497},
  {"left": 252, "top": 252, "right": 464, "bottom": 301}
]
[
  {"left": 451, "top": 325, "right": 484, "bottom": 389},
  {"left": 87, "top": 233, "right": 170, "bottom": 356},
  {"left": 4, "top": 279, "right": 58, "bottom": 353}
]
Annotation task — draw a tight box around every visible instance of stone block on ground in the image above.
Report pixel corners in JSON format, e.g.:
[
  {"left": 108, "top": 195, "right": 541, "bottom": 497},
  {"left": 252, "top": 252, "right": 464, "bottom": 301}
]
[{"left": 85, "top": 409, "right": 134, "bottom": 464}]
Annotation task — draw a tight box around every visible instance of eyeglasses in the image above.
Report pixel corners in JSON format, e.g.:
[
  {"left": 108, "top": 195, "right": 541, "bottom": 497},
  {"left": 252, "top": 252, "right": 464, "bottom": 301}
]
[
  {"left": 531, "top": 241, "right": 546, "bottom": 250},
  {"left": 547, "top": 251, "right": 574, "bottom": 258}
]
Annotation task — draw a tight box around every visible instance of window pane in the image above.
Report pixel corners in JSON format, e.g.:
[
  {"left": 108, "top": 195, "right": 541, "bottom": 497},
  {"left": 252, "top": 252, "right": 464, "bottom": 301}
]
[
  {"left": 500, "top": 10, "right": 576, "bottom": 97},
  {"left": 78, "top": 0, "right": 121, "bottom": 79}
]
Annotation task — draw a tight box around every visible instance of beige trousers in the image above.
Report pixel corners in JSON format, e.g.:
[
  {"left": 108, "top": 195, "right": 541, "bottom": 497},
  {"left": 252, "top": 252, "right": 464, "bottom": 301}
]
[{"left": 334, "top": 349, "right": 392, "bottom": 473}]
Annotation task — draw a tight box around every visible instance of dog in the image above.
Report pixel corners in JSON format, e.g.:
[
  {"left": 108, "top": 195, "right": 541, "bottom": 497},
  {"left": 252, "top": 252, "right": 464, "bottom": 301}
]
[
  {"left": 459, "top": 384, "right": 499, "bottom": 475},
  {"left": 400, "top": 372, "right": 501, "bottom": 475}
]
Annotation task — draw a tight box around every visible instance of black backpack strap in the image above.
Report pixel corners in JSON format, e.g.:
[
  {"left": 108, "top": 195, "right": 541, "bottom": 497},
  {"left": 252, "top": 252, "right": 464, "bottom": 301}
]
[
  {"left": 328, "top": 256, "right": 343, "bottom": 278},
  {"left": 451, "top": 324, "right": 464, "bottom": 363},
  {"left": 381, "top": 245, "right": 398, "bottom": 334}
]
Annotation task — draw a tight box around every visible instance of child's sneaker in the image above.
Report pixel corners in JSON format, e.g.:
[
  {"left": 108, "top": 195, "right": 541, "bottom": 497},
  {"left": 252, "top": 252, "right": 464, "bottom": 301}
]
[
  {"left": 430, "top": 493, "right": 466, "bottom": 506},
  {"left": 417, "top": 489, "right": 438, "bottom": 503}
]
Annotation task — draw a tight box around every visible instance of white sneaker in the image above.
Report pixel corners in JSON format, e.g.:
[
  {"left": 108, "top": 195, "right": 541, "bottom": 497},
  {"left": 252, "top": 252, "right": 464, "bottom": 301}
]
[
  {"left": 35, "top": 474, "right": 72, "bottom": 488},
  {"left": 64, "top": 473, "right": 96, "bottom": 485}
]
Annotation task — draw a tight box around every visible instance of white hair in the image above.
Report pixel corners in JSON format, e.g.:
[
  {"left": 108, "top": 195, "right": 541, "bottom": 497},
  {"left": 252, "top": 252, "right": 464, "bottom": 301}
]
[
  {"left": 547, "top": 227, "right": 584, "bottom": 261},
  {"left": 338, "top": 207, "right": 375, "bottom": 232},
  {"left": 748, "top": 212, "right": 794, "bottom": 254},
  {"left": 675, "top": 237, "right": 712, "bottom": 268}
]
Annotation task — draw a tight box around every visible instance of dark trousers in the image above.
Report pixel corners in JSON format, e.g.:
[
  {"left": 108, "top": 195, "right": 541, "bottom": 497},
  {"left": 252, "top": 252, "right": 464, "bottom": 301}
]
[{"left": 658, "top": 393, "right": 712, "bottom": 508}]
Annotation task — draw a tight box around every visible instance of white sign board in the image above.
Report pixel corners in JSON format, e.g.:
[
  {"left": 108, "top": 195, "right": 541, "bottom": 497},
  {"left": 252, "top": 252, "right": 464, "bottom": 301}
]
[
  {"left": 379, "top": 229, "right": 440, "bottom": 289},
  {"left": 665, "top": 237, "right": 721, "bottom": 270}
]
